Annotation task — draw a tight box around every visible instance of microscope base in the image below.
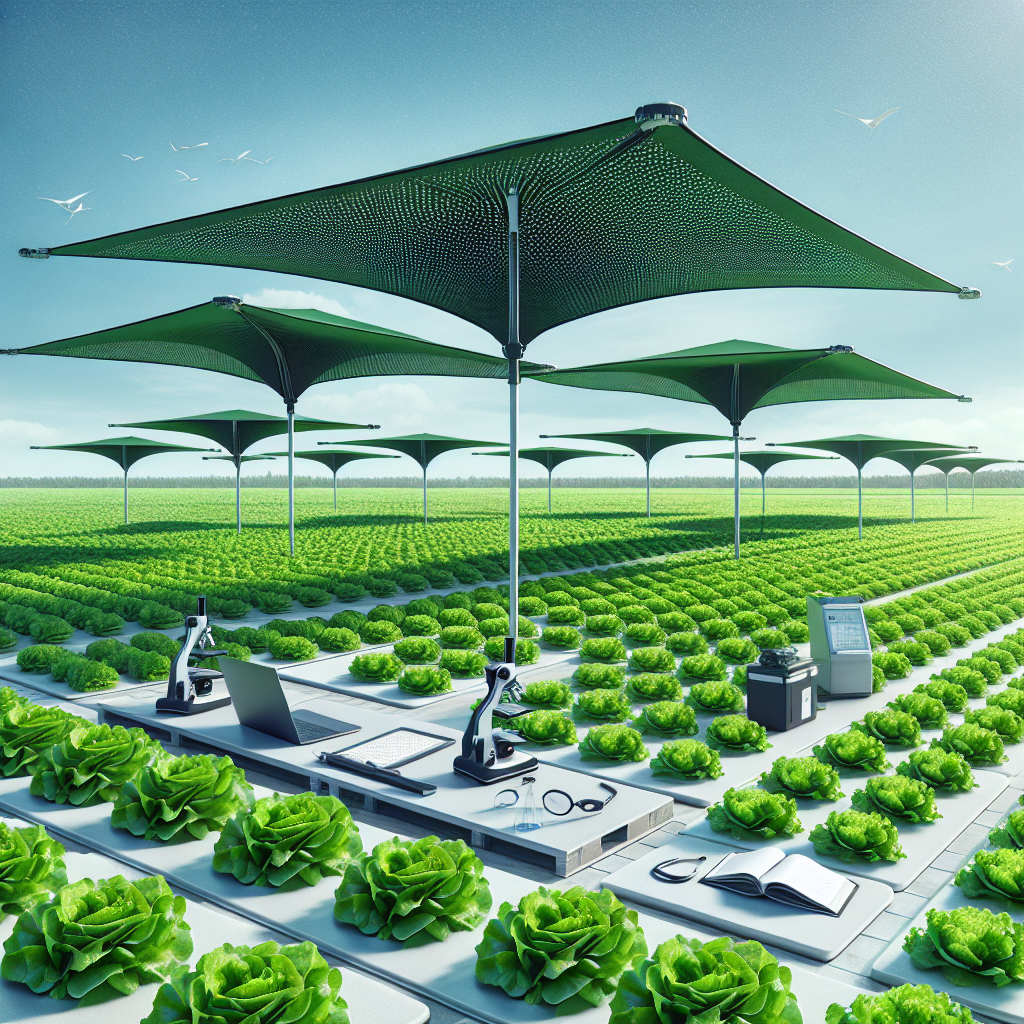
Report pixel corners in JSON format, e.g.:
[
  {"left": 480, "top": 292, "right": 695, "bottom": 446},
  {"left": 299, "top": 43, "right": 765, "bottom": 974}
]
[
  {"left": 155, "top": 695, "right": 232, "bottom": 716},
  {"left": 453, "top": 753, "right": 538, "bottom": 785}
]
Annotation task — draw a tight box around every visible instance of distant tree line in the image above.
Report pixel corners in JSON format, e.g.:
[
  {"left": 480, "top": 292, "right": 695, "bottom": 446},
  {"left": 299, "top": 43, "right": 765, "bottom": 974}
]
[{"left": 3, "top": 469, "right": 1021, "bottom": 489}]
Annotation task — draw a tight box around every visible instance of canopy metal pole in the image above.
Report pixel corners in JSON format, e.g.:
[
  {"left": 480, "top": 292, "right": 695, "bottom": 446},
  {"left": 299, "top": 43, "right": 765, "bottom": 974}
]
[
  {"left": 122, "top": 448, "right": 129, "bottom": 525},
  {"left": 287, "top": 401, "right": 295, "bottom": 555},
  {"left": 857, "top": 441, "right": 863, "bottom": 540},
  {"left": 505, "top": 187, "right": 521, "bottom": 642},
  {"left": 547, "top": 453, "right": 553, "bottom": 514},
  {"left": 971, "top": 471, "right": 975, "bottom": 511},
  {"left": 333, "top": 466, "right": 338, "bottom": 511},
  {"left": 761, "top": 471, "right": 766, "bottom": 517},
  {"left": 732, "top": 424, "right": 740, "bottom": 559},
  {"left": 945, "top": 471, "right": 949, "bottom": 514},
  {"left": 232, "top": 421, "right": 241, "bottom": 533},
  {"left": 645, "top": 435, "right": 652, "bottom": 519},
  {"left": 910, "top": 469, "right": 916, "bottom": 523}
]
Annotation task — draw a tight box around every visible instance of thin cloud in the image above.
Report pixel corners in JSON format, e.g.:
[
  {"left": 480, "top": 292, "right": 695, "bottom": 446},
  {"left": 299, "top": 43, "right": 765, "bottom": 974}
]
[{"left": 242, "top": 288, "right": 352, "bottom": 319}]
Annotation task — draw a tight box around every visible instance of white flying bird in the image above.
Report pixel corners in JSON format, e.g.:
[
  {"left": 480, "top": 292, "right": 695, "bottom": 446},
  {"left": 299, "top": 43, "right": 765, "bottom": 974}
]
[
  {"left": 170, "top": 142, "right": 208, "bottom": 151},
  {"left": 175, "top": 169, "right": 198, "bottom": 183},
  {"left": 65, "top": 202, "right": 91, "bottom": 223},
  {"left": 243, "top": 155, "right": 274, "bottom": 165},
  {"left": 218, "top": 150, "right": 252, "bottom": 165},
  {"left": 835, "top": 107, "right": 900, "bottom": 129},
  {"left": 988, "top": 259, "right": 1013, "bottom": 272},
  {"left": 38, "top": 191, "right": 91, "bottom": 212},
  {"left": 121, "top": 154, "right": 144, "bottom": 162}
]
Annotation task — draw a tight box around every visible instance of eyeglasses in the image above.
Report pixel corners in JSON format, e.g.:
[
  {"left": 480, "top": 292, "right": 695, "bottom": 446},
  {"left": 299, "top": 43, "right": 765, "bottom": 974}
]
[
  {"left": 651, "top": 856, "right": 706, "bottom": 883},
  {"left": 494, "top": 780, "right": 617, "bottom": 817}
]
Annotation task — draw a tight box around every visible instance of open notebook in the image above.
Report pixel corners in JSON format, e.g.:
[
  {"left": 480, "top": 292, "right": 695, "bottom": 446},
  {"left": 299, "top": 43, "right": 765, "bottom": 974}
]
[{"left": 700, "top": 848, "right": 858, "bottom": 917}]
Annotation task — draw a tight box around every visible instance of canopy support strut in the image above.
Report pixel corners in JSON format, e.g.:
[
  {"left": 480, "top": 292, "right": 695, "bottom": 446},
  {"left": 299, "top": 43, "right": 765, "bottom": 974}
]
[
  {"left": 287, "top": 401, "right": 295, "bottom": 555},
  {"left": 910, "top": 469, "right": 916, "bottom": 523},
  {"left": 333, "top": 467, "right": 338, "bottom": 512},
  {"left": 945, "top": 471, "right": 949, "bottom": 514},
  {"left": 233, "top": 421, "right": 241, "bottom": 534},
  {"left": 730, "top": 364, "right": 741, "bottom": 559},
  {"left": 646, "top": 435, "right": 652, "bottom": 518},
  {"left": 971, "top": 471, "right": 975, "bottom": 511},
  {"left": 546, "top": 451, "right": 553, "bottom": 513},
  {"left": 421, "top": 439, "right": 428, "bottom": 526},
  {"left": 122, "top": 446, "right": 129, "bottom": 525},
  {"left": 857, "top": 441, "right": 864, "bottom": 540},
  {"left": 505, "top": 187, "right": 521, "bottom": 642}
]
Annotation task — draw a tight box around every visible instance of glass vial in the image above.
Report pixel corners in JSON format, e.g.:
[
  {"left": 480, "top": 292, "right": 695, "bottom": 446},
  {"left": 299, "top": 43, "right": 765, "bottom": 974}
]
[{"left": 514, "top": 776, "right": 541, "bottom": 831}]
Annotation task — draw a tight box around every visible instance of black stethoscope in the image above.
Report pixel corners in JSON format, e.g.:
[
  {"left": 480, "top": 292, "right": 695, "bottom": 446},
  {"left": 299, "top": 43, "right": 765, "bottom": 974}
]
[{"left": 650, "top": 855, "right": 707, "bottom": 883}]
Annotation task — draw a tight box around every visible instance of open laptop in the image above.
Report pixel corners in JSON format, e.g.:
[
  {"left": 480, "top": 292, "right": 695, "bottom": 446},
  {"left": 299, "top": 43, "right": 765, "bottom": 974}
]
[{"left": 220, "top": 659, "right": 360, "bottom": 746}]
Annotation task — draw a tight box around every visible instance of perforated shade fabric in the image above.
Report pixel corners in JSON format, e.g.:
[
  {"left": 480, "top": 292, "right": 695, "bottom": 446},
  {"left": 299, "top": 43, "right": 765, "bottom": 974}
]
[
  {"left": 30, "top": 435, "right": 215, "bottom": 471},
  {"left": 539, "top": 428, "right": 731, "bottom": 458},
  {"left": 341, "top": 432, "right": 505, "bottom": 469},
  {"left": 881, "top": 447, "right": 975, "bottom": 474},
  {"left": 30, "top": 435, "right": 215, "bottom": 525},
  {"left": 114, "top": 409, "right": 375, "bottom": 457},
  {"left": 686, "top": 450, "right": 840, "bottom": 473},
  {"left": 15, "top": 301, "right": 549, "bottom": 403},
  {"left": 35, "top": 113, "right": 968, "bottom": 347},
  {"left": 526, "top": 340, "right": 968, "bottom": 425},
  {"left": 263, "top": 448, "right": 400, "bottom": 510}
]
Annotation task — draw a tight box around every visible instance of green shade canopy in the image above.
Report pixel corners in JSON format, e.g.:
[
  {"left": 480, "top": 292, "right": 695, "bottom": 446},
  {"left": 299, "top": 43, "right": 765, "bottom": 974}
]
[
  {"left": 475, "top": 446, "right": 631, "bottom": 512},
  {"left": 925, "top": 455, "right": 1023, "bottom": 512},
  {"left": 338, "top": 433, "right": 504, "bottom": 524},
  {"left": 767, "top": 434, "right": 967, "bottom": 535},
  {"left": 882, "top": 446, "right": 976, "bottom": 474},
  {"left": 13, "top": 300, "right": 550, "bottom": 405},
  {"left": 30, "top": 435, "right": 216, "bottom": 525},
  {"left": 685, "top": 449, "right": 840, "bottom": 516},
  {"left": 203, "top": 454, "right": 277, "bottom": 463},
  {"left": 540, "top": 426, "right": 733, "bottom": 518},
  {"left": 113, "top": 410, "right": 376, "bottom": 458},
  {"left": 526, "top": 340, "right": 969, "bottom": 426},
  {"left": 28, "top": 108, "right": 972, "bottom": 348},
  {"left": 262, "top": 448, "right": 400, "bottom": 511}
]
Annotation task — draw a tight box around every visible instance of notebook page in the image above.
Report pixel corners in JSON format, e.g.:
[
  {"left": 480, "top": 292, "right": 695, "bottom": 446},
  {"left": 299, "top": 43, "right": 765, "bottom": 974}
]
[
  {"left": 703, "top": 847, "right": 785, "bottom": 885},
  {"left": 761, "top": 854, "right": 853, "bottom": 911}
]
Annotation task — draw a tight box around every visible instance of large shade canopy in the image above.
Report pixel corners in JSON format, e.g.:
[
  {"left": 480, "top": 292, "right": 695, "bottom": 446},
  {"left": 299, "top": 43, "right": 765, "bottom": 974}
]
[
  {"left": 20, "top": 102, "right": 977, "bottom": 638},
  {"left": 475, "top": 446, "right": 631, "bottom": 513},
  {"left": 12, "top": 298, "right": 545, "bottom": 555},
  {"left": 339, "top": 433, "right": 504, "bottom": 525},
  {"left": 114, "top": 408, "right": 376, "bottom": 534},
  {"left": 540, "top": 427, "right": 730, "bottom": 517},
  {"left": 767, "top": 434, "right": 964, "bottom": 538},
  {"left": 31, "top": 435, "right": 216, "bottom": 525},
  {"left": 685, "top": 450, "right": 839, "bottom": 516},
  {"left": 263, "top": 449, "right": 400, "bottom": 510},
  {"left": 880, "top": 446, "right": 976, "bottom": 522},
  {"left": 528, "top": 341, "right": 969, "bottom": 554},
  {"left": 925, "top": 455, "right": 1022, "bottom": 512}
]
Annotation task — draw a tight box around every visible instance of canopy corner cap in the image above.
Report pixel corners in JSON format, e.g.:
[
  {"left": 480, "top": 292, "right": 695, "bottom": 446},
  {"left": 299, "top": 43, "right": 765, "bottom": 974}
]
[
  {"left": 958, "top": 287, "right": 982, "bottom": 300},
  {"left": 826, "top": 344, "right": 854, "bottom": 354},
  {"left": 212, "top": 295, "right": 242, "bottom": 308},
  {"left": 19, "top": 247, "right": 49, "bottom": 259},
  {"left": 635, "top": 102, "right": 687, "bottom": 130},
  {"left": 1, "top": 348, "right": 19, "bottom": 355},
  {"left": 957, "top": 396, "right": 973, "bottom": 403}
]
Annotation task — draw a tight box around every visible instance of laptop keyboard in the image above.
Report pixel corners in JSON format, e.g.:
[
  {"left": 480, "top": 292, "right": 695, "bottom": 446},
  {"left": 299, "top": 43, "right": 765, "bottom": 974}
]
[{"left": 293, "top": 719, "right": 340, "bottom": 743}]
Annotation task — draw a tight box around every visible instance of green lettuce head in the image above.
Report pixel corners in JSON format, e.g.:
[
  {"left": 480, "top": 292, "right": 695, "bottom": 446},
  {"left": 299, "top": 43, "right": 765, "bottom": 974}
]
[
  {"left": 142, "top": 940, "right": 348, "bottom": 1024},
  {"left": 851, "top": 775, "right": 942, "bottom": 824},
  {"left": 0, "top": 686, "right": 26, "bottom": 714},
  {"left": 335, "top": 835, "right": 491, "bottom": 946},
  {"left": 708, "top": 787, "right": 803, "bottom": 841},
  {"left": 897, "top": 748, "right": 977, "bottom": 793},
  {"left": 965, "top": 707, "right": 1024, "bottom": 744},
  {"left": 213, "top": 792, "right": 362, "bottom": 888},
  {"left": 574, "top": 689, "right": 632, "bottom": 722},
  {"left": 520, "top": 680, "right": 573, "bottom": 709},
  {"left": 579, "top": 723, "right": 650, "bottom": 762},
  {"left": 705, "top": 715, "right": 771, "bottom": 753},
  {"left": 510, "top": 710, "right": 577, "bottom": 745},
  {"left": 610, "top": 934, "right": 800, "bottom": 1024},
  {"left": 825, "top": 983, "right": 979, "bottom": 1024},
  {"left": 685, "top": 679, "right": 745, "bottom": 714},
  {"left": 438, "top": 649, "right": 488, "bottom": 677},
  {"left": 626, "top": 673, "right": 683, "bottom": 702},
  {"left": 1, "top": 874, "right": 193, "bottom": 1005},
  {"left": 931, "top": 724, "right": 1007, "bottom": 766},
  {"left": 955, "top": 848, "right": 1024, "bottom": 908},
  {"left": 903, "top": 905, "right": 1024, "bottom": 987},
  {"left": 886, "top": 692, "right": 948, "bottom": 730},
  {"left": 349, "top": 652, "right": 404, "bottom": 682},
  {"left": 633, "top": 701, "right": 698, "bottom": 737},
  {"left": 484, "top": 637, "right": 540, "bottom": 665},
  {"left": 29, "top": 722, "right": 158, "bottom": 807},
  {"left": 809, "top": 809, "right": 905, "bottom": 863},
  {"left": 580, "top": 637, "right": 628, "bottom": 662},
  {"left": 852, "top": 709, "right": 922, "bottom": 748},
  {"left": 392, "top": 636, "right": 440, "bottom": 664},
  {"left": 760, "top": 755, "right": 844, "bottom": 801},
  {"left": 915, "top": 679, "right": 969, "bottom": 712},
  {"left": 813, "top": 731, "right": 890, "bottom": 773},
  {"left": 111, "top": 752, "right": 254, "bottom": 842},
  {"left": 0, "top": 703, "right": 85, "bottom": 777},
  {"left": 715, "top": 637, "right": 759, "bottom": 664},
  {"left": 475, "top": 885, "right": 647, "bottom": 1014},
  {"left": 573, "top": 663, "right": 625, "bottom": 689},
  {"left": 665, "top": 631, "right": 708, "bottom": 656},
  {"left": 677, "top": 654, "right": 728, "bottom": 681},
  {"left": 0, "top": 822, "right": 66, "bottom": 921},
  {"left": 628, "top": 647, "right": 677, "bottom": 674},
  {"left": 650, "top": 739, "right": 723, "bottom": 780},
  {"left": 873, "top": 652, "right": 913, "bottom": 680},
  {"left": 990, "top": 797, "right": 1024, "bottom": 850},
  {"left": 398, "top": 666, "right": 452, "bottom": 695}
]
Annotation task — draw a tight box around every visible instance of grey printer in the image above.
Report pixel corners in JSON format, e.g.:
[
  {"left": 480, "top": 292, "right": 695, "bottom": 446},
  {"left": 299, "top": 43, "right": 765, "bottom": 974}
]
[{"left": 808, "top": 595, "right": 873, "bottom": 699}]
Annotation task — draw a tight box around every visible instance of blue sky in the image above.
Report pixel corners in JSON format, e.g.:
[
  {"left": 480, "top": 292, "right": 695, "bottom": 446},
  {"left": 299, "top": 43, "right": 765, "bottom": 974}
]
[{"left": 2, "top": 0, "right": 1021, "bottom": 483}]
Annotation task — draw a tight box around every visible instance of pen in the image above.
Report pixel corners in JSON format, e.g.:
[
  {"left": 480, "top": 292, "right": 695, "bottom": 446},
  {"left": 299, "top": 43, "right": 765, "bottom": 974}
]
[{"left": 315, "top": 752, "right": 437, "bottom": 795}]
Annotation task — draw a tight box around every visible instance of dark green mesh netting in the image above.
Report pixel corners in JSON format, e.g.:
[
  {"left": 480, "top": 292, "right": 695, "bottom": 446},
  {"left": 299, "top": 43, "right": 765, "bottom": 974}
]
[
  {"left": 769, "top": 434, "right": 962, "bottom": 470},
  {"left": 476, "top": 446, "right": 631, "bottom": 471},
  {"left": 526, "top": 341, "right": 967, "bottom": 424},
  {"left": 16, "top": 302, "right": 550, "bottom": 403},
  {"left": 539, "top": 427, "right": 730, "bottom": 460},
  {"left": 925, "top": 456, "right": 1020, "bottom": 474},
  {"left": 881, "top": 447, "right": 975, "bottom": 473},
  {"left": 687, "top": 450, "right": 840, "bottom": 474},
  {"left": 31, "top": 435, "right": 214, "bottom": 471},
  {"left": 114, "top": 409, "right": 374, "bottom": 456},
  {"left": 40, "top": 116, "right": 963, "bottom": 348},
  {"left": 342, "top": 432, "right": 504, "bottom": 469},
  {"left": 263, "top": 449, "right": 399, "bottom": 474}
]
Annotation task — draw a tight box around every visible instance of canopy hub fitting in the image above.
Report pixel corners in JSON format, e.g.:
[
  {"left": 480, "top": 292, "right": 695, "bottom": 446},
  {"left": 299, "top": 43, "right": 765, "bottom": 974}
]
[
  {"left": 826, "top": 344, "right": 854, "bottom": 354},
  {"left": 635, "top": 103, "right": 687, "bottom": 129},
  {"left": 957, "top": 396, "right": 973, "bottom": 403},
  {"left": 19, "top": 248, "right": 49, "bottom": 259},
  {"left": 212, "top": 295, "right": 242, "bottom": 307},
  {"left": 957, "top": 287, "right": 982, "bottom": 299}
]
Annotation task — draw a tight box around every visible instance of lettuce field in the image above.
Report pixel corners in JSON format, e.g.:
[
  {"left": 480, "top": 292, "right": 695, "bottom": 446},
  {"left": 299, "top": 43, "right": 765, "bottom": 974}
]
[{"left": 0, "top": 486, "right": 1020, "bottom": 633}]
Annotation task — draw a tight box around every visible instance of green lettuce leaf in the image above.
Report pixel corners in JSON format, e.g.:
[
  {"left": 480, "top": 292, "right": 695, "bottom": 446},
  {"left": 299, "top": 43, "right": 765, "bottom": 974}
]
[
  {"left": 705, "top": 715, "right": 771, "bottom": 753},
  {"left": 760, "top": 755, "right": 844, "bottom": 801},
  {"left": 0, "top": 822, "right": 66, "bottom": 922},
  {"left": 897, "top": 748, "right": 977, "bottom": 792},
  {"left": 813, "top": 731, "right": 890, "bottom": 773},
  {"left": 955, "top": 848, "right": 1024, "bottom": 908},
  {"left": 851, "top": 709, "right": 922, "bottom": 748},
  {"left": 707, "top": 787, "right": 803, "bottom": 840},
  {"left": 632, "top": 701, "right": 698, "bottom": 737},
  {"left": 685, "top": 679, "right": 745, "bottom": 714},
  {"left": 851, "top": 775, "right": 942, "bottom": 824},
  {"left": 579, "top": 723, "right": 650, "bottom": 762},
  {"left": 650, "top": 739, "right": 722, "bottom": 780},
  {"left": 509, "top": 710, "right": 577, "bottom": 745},
  {"left": 0, "top": 703, "right": 85, "bottom": 777},
  {"left": 809, "top": 809, "right": 905, "bottom": 863},
  {"left": 825, "top": 982, "right": 979, "bottom": 1024},
  {"left": 931, "top": 724, "right": 1007, "bottom": 766}
]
